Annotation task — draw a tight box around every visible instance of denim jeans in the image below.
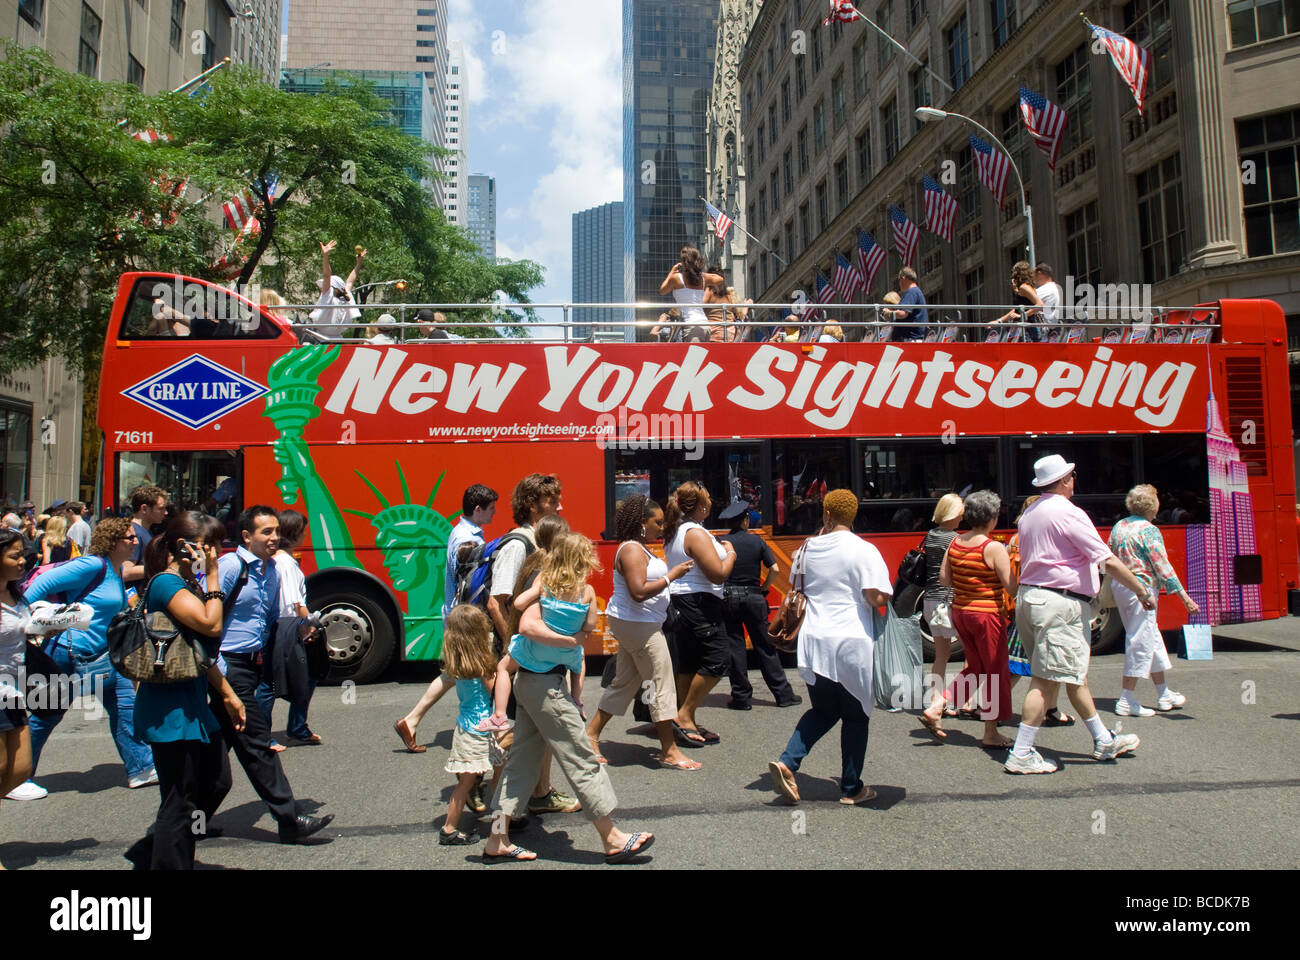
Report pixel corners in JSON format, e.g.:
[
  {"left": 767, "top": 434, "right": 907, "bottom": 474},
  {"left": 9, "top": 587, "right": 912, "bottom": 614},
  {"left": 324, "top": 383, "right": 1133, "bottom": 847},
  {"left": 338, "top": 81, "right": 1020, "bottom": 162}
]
[
  {"left": 255, "top": 677, "right": 317, "bottom": 741},
  {"left": 27, "top": 638, "right": 155, "bottom": 780},
  {"left": 778, "top": 673, "right": 870, "bottom": 797}
]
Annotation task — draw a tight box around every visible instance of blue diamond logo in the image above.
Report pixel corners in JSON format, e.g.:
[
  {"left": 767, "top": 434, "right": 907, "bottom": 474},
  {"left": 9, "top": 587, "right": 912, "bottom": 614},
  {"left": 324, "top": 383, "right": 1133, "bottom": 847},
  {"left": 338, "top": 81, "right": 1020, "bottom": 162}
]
[{"left": 123, "top": 354, "right": 268, "bottom": 429}]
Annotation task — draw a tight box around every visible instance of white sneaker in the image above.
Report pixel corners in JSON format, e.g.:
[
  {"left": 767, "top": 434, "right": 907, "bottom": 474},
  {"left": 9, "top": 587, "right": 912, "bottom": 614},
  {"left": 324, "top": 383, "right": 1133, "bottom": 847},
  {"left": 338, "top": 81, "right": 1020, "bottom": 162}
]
[
  {"left": 127, "top": 766, "right": 159, "bottom": 789},
  {"left": 6, "top": 781, "right": 48, "bottom": 801},
  {"left": 1004, "top": 749, "right": 1057, "bottom": 775},
  {"left": 1093, "top": 723, "right": 1140, "bottom": 760},
  {"left": 1115, "top": 698, "right": 1154, "bottom": 717},
  {"left": 1155, "top": 691, "right": 1186, "bottom": 711}
]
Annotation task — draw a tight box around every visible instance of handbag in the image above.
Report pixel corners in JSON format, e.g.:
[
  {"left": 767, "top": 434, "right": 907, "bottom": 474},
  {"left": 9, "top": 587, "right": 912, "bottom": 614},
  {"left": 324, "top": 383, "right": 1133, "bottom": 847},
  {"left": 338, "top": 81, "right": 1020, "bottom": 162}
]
[
  {"left": 1096, "top": 575, "right": 1117, "bottom": 609},
  {"left": 108, "top": 575, "right": 211, "bottom": 684},
  {"left": 928, "top": 601, "right": 953, "bottom": 630},
  {"left": 897, "top": 547, "right": 927, "bottom": 588},
  {"left": 768, "top": 543, "right": 808, "bottom": 654},
  {"left": 23, "top": 636, "right": 74, "bottom": 718}
]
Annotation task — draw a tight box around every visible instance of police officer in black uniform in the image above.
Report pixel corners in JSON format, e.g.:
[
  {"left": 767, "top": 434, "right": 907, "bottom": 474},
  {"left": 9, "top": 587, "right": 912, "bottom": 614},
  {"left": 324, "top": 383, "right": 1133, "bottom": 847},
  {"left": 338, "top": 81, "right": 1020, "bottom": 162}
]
[{"left": 718, "top": 502, "right": 802, "bottom": 710}]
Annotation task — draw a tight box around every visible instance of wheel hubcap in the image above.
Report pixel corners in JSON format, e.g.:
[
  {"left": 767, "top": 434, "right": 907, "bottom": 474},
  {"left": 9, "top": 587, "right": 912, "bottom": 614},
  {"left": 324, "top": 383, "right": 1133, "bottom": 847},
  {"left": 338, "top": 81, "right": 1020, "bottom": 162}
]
[{"left": 319, "top": 606, "right": 373, "bottom": 665}]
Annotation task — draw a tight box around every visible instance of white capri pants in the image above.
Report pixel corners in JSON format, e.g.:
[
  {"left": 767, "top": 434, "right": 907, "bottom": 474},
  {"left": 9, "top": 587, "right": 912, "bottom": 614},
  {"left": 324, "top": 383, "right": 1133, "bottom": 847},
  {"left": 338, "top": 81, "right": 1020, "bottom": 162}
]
[{"left": 1113, "top": 581, "right": 1171, "bottom": 678}]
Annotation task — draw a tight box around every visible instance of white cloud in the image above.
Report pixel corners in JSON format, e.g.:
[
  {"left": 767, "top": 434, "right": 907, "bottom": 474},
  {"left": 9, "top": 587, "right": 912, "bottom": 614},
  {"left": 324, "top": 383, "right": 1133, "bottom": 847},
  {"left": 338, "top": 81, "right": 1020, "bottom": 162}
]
[{"left": 447, "top": 0, "right": 490, "bottom": 106}]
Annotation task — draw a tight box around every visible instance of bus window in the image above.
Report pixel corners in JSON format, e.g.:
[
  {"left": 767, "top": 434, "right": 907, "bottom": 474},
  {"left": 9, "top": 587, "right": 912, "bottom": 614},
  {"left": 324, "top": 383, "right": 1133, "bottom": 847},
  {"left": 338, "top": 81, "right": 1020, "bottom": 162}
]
[
  {"left": 772, "top": 440, "right": 851, "bottom": 535},
  {"left": 1014, "top": 437, "right": 1135, "bottom": 526},
  {"left": 1143, "top": 435, "right": 1210, "bottom": 525},
  {"left": 855, "top": 438, "right": 1000, "bottom": 533},
  {"left": 612, "top": 444, "right": 762, "bottom": 529},
  {"left": 119, "top": 277, "right": 281, "bottom": 340},
  {"left": 117, "top": 449, "right": 242, "bottom": 546}
]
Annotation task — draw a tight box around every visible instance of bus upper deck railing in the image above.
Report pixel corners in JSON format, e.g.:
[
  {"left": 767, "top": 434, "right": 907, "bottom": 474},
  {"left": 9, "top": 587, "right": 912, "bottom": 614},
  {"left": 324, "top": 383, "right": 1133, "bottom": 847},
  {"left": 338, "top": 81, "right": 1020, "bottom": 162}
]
[{"left": 261, "top": 300, "right": 1222, "bottom": 346}]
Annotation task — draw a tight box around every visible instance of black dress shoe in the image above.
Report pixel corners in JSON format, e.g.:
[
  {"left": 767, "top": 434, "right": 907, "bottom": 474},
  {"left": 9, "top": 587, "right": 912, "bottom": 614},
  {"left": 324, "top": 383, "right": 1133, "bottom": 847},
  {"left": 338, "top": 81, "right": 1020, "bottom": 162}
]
[
  {"left": 775, "top": 694, "right": 804, "bottom": 708},
  {"left": 278, "top": 813, "right": 335, "bottom": 844},
  {"left": 726, "top": 699, "right": 753, "bottom": 711}
]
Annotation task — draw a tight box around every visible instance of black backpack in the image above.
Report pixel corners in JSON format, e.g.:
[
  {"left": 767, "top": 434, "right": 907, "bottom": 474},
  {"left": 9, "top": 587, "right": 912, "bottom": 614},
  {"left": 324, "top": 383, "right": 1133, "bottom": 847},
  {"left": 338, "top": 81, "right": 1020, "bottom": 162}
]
[{"left": 453, "top": 532, "right": 535, "bottom": 608}]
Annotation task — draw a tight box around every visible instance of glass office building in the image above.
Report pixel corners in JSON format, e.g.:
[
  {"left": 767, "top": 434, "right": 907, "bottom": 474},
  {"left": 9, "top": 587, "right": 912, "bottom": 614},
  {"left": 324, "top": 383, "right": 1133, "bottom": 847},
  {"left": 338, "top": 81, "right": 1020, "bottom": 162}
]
[
  {"left": 623, "top": 0, "right": 720, "bottom": 339},
  {"left": 573, "top": 201, "right": 625, "bottom": 340},
  {"left": 280, "top": 69, "right": 439, "bottom": 151}
]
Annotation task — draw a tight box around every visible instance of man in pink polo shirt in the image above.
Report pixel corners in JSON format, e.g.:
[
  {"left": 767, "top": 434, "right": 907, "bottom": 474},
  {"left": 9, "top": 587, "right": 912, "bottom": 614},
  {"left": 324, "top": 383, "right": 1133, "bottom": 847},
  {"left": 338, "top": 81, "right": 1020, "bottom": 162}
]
[{"left": 1005, "top": 455, "right": 1156, "bottom": 774}]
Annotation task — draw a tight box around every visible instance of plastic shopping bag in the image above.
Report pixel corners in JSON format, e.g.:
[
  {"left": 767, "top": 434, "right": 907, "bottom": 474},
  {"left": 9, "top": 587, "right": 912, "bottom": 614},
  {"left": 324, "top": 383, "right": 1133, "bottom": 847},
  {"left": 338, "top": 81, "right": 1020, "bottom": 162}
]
[
  {"left": 1181, "top": 624, "right": 1213, "bottom": 660},
  {"left": 872, "top": 604, "right": 924, "bottom": 711}
]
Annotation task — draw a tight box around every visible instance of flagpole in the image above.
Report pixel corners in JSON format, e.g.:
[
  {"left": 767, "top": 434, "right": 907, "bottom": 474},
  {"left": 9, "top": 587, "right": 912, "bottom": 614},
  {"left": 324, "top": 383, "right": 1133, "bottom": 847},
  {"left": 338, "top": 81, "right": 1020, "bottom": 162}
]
[
  {"left": 700, "top": 197, "right": 788, "bottom": 268},
  {"left": 848, "top": 5, "right": 954, "bottom": 95},
  {"left": 117, "top": 58, "right": 231, "bottom": 128}
]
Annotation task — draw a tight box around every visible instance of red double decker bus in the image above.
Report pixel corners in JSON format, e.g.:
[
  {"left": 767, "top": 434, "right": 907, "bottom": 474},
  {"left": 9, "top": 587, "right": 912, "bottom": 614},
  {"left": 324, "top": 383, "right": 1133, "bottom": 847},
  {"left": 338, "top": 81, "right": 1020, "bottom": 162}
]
[{"left": 97, "top": 273, "right": 1297, "bottom": 681}]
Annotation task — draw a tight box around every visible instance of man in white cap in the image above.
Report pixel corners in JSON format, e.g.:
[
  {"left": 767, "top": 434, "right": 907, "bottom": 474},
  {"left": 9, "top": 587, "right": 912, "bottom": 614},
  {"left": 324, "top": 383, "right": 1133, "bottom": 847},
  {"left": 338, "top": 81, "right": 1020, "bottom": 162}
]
[
  {"left": 1004, "top": 454, "right": 1156, "bottom": 774},
  {"left": 309, "top": 240, "right": 363, "bottom": 336}
]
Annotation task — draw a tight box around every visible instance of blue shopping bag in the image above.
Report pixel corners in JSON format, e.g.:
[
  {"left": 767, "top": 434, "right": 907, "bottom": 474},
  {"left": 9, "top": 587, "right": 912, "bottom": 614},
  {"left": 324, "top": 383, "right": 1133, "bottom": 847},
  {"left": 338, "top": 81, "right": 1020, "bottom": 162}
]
[{"left": 1181, "top": 624, "right": 1213, "bottom": 660}]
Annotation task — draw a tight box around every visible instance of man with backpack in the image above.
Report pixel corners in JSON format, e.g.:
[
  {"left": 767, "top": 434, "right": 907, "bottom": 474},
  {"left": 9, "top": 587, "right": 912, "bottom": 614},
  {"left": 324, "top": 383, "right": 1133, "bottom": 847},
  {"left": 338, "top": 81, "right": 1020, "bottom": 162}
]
[{"left": 392, "top": 484, "right": 499, "bottom": 753}]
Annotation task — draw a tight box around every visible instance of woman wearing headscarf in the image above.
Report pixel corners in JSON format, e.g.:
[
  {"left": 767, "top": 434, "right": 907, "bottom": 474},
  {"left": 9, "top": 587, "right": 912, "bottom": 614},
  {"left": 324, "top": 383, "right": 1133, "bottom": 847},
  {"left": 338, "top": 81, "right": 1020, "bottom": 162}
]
[{"left": 768, "top": 489, "right": 891, "bottom": 805}]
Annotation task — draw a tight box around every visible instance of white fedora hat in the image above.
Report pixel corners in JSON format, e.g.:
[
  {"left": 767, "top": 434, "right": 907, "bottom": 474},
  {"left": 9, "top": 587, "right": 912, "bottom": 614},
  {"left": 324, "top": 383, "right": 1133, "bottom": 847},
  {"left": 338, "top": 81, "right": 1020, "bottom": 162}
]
[{"left": 1032, "top": 454, "right": 1076, "bottom": 488}]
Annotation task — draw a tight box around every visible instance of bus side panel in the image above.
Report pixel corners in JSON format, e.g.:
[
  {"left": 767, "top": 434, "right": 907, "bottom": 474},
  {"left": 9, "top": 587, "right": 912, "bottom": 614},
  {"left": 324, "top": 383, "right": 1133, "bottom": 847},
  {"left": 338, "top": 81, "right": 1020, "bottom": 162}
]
[{"left": 243, "top": 440, "right": 608, "bottom": 660}]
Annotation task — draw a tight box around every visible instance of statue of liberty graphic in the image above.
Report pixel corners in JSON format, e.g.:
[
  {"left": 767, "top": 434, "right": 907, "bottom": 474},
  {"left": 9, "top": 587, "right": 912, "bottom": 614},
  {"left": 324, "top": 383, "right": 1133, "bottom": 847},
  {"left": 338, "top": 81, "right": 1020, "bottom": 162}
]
[{"left": 262, "top": 344, "right": 458, "bottom": 660}]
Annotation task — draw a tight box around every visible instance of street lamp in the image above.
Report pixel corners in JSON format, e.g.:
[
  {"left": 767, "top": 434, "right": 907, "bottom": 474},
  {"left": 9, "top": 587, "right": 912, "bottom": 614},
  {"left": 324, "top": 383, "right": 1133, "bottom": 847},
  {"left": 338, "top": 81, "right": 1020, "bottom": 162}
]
[{"left": 915, "top": 107, "right": 1035, "bottom": 267}]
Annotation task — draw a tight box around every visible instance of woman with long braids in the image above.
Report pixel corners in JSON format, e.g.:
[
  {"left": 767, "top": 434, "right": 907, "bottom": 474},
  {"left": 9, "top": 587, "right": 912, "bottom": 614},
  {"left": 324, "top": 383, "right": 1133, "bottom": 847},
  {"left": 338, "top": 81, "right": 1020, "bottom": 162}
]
[
  {"left": 659, "top": 246, "right": 725, "bottom": 343},
  {"left": 586, "top": 496, "right": 697, "bottom": 770},
  {"left": 663, "top": 482, "right": 735, "bottom": 748}
]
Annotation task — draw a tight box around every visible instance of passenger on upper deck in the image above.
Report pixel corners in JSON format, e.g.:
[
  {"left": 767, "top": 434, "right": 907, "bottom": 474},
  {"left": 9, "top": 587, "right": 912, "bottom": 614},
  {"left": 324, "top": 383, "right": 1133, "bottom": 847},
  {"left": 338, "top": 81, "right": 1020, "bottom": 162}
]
[
  {"left": 308, "top": 240, "right": 363, "bottom": 336},
  {"left": 1035, "top": 263, "right": 1063, "bottom": 325},
  {"left": 993, "top": 261, "right": 1045, "bottom": 340},
  {"left": 884, "top": 268, "right": 928, "bottom": 342},
  {"left": 659, "top": 246, "right": 724, "bottom": 344}
]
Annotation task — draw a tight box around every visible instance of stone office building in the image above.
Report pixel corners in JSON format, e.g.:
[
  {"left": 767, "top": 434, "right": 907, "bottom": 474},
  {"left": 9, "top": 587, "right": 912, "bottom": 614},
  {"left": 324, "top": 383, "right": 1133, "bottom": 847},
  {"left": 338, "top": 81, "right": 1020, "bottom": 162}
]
[{"left": 738, "top": 1, "right": 1299, "bottom": 358}]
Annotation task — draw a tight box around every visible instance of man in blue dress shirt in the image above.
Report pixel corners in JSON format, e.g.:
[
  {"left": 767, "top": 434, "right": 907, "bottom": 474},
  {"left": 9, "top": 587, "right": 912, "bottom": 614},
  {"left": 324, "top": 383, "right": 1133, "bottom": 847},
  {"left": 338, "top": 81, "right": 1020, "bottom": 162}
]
[{"left": 216, "top": 506, "right": 332, "bottom": 843}]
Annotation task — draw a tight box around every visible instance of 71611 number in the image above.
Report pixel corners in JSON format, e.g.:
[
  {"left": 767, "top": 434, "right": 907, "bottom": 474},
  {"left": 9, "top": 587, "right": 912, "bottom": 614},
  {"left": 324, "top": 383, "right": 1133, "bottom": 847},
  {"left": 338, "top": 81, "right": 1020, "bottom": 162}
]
[{"left": 115, "top": 431, "right": 154, "bottom": 445}]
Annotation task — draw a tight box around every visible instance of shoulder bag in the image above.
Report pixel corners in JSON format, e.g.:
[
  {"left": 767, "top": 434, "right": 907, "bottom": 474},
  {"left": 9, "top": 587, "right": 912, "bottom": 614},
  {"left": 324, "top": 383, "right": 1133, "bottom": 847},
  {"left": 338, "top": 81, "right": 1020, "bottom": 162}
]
[
  {"left": 768, "top": 542, "right": 808, "bottom": 654},
  {"left": 108, "top": 575, "right": 212, "bottom": 684}
]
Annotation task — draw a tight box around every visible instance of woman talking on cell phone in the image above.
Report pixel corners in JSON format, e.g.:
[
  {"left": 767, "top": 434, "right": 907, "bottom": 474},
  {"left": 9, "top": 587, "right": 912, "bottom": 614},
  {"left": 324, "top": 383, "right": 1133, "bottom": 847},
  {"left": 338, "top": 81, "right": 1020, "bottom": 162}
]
[{"left": 659, "top": 246, "right": 725, "bottom": 344}]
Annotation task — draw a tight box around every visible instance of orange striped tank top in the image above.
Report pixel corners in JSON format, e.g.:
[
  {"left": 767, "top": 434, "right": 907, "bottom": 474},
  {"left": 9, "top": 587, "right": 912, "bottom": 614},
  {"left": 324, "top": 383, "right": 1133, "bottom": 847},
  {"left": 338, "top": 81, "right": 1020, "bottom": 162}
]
[{"left": 948, "top": 537, "right": 1003, "bottom": 613}]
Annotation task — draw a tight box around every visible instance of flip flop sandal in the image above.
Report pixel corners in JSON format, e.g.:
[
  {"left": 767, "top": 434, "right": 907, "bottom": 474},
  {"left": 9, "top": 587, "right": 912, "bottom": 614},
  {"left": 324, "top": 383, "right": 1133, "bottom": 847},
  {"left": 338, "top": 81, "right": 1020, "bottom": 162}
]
[
  {"left": 957, "top": 708, "right": 981, "bottom": 720},
  {"left": 694, "top": 726, "right": 721, "bottom": 745},
  {"left": 672, "top": 722, "right": 706, "bottom": 748},
  {"left": 919, "top": 714, "right": 948, "bottom": 741},
  {"left": 768, "top": 761, "right": 800, "bottom": 803},
  {"left": 605, "top": 832, "right": 655, "bottom": 864},
  {"left": 1044, "top": 708, "right": 1076, "bottom": 727},
  {"left": 438, "top": 829, "right": 480, "bottom": 846},
  {"left": 484, "top": 844, "right": 535, "bottom": 862},
  {"left": 659, "top": 757, "right": 702, "bottom": 771}
]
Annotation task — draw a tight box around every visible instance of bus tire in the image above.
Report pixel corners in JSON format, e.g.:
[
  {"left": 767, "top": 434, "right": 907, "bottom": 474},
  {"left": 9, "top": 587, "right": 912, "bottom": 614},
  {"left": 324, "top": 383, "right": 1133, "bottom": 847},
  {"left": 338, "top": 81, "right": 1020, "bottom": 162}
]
[
  {"left": 1089, "top": 607, "right": 1125, "bottom": 655},
  {"left": 314, "top": 588, "right": 397, "bottom": 685}
]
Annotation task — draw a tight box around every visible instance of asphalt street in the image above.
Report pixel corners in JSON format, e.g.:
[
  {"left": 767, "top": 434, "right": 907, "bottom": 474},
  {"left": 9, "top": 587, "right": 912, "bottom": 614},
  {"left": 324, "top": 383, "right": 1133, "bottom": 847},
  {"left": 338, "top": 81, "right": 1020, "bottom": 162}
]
[{"left": 5, "top": 630, "right": 1298, "bottom": 870}]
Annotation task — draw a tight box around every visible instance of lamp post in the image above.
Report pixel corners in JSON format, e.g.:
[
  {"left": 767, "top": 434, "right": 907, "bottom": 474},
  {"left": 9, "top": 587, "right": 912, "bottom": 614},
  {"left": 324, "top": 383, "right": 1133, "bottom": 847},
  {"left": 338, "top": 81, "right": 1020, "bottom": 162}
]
[{"left": 915, "top": 106, "right": 1035, "bottom": 267}]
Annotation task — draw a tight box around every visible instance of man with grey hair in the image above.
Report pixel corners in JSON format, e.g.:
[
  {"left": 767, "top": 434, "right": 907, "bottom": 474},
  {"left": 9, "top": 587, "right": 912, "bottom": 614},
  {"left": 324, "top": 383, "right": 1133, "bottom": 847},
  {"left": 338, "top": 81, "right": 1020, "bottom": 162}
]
[
  {"left": 885, "top": 268, "right": 929, "bottom": 342},
  {"left": 1004, "top": 455, "right": 1156, "bottom": 774}
]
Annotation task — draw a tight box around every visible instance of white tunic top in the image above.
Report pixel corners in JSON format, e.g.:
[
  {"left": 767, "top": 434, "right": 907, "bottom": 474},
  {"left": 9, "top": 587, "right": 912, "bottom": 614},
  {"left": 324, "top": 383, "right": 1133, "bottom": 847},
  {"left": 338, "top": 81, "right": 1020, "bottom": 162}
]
[
  {"left": 607, "top": 542, "right": 670, "bottom": 624},
  {"left": 666, "top": 521, "right": 726, "bottom": 598},
  {"left": 671, "top": 285, "right": 708, "bottom": 325},
  {"left": 0, "top": 599, "right": 29, "bottom": 709},
  {"left": 796, "top": 530, "right": 892, "bottom": 715}
]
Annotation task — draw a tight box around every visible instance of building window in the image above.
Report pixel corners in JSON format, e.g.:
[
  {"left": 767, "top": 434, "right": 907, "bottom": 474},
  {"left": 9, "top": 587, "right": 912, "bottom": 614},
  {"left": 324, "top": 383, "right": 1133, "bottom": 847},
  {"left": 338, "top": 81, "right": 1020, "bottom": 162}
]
[
  {"left": 856, "top": 130, "right": 872, "bottom": 186},
  {"left": 416, "top": 56, "right": 437, "bottom": 63},
  {"left": 881, "top": 97, "right": 899, "bottom": 162},
  {"left": 759, "top": 188, "right": 768, "bottom": 230},
  {"left": 417, "top": 24, "right": 437, "bottom": 31},
  {"left": 964, "top": 266, "right": 985, "bottom": 305},
  {"left": 784, "top": 147, "right": 794, "bottom": 195},
  {"left": 800, "top": 202, "right": 812, "bottom": 250},
  {"left": 1064, "top": 201, "right": 1101, "bottom": 287},
  {"left": 128, "top": 55, "right": 145, "bottom": 90},
  {"left": 798, "top": 125, "right": 810, "bottom": 174},
  {"left": 18, "top": 0, "right": 44, "bottom": 30},
  {"left": 835, "top": 156, "right": 850, "bottom": 211},
  {"left": 816, "top": 180, "right": 830, "bottom": 231},
  {"left": 990, "top": 0, "right": 1018, "bottom": 48},
  {"left": 1136, "top": 155, "right": 1185, "bottom": 282},
  {"left": 768, "top": 42, "right": 776, "bottom": 80},
  {"left": 946, "top": 12, "right": 971, "bottom": 90},
  {"left": 782, "top": 77, "right": 792, "bottom": 123},
  {"left": 910, "top": 62, "right": 930, "bottom": 133},
  {"left": 786, "top": 220, "right": 797, "bottom": 259},
  {"left": 757, "top": 124, "right": 766, "bottom": 164},
  {"left": 1123, "top": 0, "right": 1174, "bottom": 92},
  {"left": 812, "top": 26, "right": 824, "bottom": 74},
  {"left": 0, "top": 401, "right": 32, "bottom": 506},
  {"left": 78, "top": 2, "right": 102, "bottom": 78},
  {"left": 1239, "top": 108, "right": 1300, "bottom": 257},
  {"left": 771, "top": 169, "right": 780, "bottom": 207},
  {"left": 908, "top": 0, "right": 927, "bottom": 29},
  {"left": 1229, "top": 0, "right": 1300, "bottom": 45},
  {"left": 1055, "top": 45, "right": 1093, "bottom": 155},
  {"left": 1000, "top": 102, "right": 1031, "bottom": 182},
  {"left": 416, "top": 40, "right": 438, "bottom": 47},
  {"left": 956, "top": 145, "right": 980, "bottom": 225},
  {"left": 796, "top": 55, "right": 806, "bottom": 101},
  {"left": 770, "top": 103, "right": 779, "bottom": 143},
  {"left": 878, "top": 1, "right": 895, "bottom": 66},
  {"left": 852, "top": 39, "right": 869, "bottom": 100},
  {"left": 170, "top": 0, "right": 185, "bottom": 52},
  {"left": 813, "top": 100, "right": 826, "bottom": 154},
  {"left": 201, "top": 31, "right": 215, "bottom": 71},
  {"left": 831, "top": 71, "right": 846, "bottom": 130}
]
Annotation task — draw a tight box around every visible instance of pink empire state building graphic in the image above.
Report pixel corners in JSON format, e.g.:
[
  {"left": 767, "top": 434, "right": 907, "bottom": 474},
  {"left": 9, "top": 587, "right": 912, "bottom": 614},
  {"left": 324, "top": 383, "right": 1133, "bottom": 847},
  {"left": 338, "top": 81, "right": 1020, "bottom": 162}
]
[{"left": 1184, "top": 392, "right": 1262, "bottom": 625}]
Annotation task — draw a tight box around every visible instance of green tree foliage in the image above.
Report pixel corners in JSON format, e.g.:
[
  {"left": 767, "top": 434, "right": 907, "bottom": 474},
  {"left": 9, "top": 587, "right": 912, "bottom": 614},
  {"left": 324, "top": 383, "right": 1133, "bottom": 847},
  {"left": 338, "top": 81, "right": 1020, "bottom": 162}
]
[{"left": 0, "top": 43, "right": 543, "bottom": 374}]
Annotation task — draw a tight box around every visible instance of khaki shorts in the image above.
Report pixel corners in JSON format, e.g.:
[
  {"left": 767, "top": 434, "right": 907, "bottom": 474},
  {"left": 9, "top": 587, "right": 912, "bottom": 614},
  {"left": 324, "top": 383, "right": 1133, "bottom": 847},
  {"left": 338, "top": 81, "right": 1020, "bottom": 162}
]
[{"left": 1016, "top": 586, "right": 1092, "bottom": 686}]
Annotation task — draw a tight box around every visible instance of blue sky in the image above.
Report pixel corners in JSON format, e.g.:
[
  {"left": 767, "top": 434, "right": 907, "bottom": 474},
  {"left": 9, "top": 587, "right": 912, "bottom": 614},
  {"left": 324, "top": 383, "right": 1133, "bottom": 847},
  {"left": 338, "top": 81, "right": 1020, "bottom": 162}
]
[{"left": 284, "top": 1, "right": 624, "bottom": 309}]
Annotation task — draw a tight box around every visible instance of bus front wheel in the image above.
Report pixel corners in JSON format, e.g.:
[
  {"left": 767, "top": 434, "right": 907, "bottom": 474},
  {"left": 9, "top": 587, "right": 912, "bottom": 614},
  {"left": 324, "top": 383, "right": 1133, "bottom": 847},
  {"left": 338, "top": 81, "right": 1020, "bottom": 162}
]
[{"left": 315, "top": 589, "right": 397, "bottom": 684}]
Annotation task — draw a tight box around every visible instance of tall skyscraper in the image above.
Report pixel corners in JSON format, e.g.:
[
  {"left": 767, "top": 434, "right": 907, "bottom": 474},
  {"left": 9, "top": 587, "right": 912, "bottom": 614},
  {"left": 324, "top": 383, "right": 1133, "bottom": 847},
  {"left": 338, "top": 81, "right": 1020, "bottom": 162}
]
[
  {"left": 572, "top": 201, "right": 626, "bottom": 340},
  {"left": 231, "top": 0, "right": 283, "bottom": 84},
  {"left": 622, "top": 0, "right": 720, "bottom": 340},
  {"left": 285, "top": 0, "right": 449, "bottom": 208},
  {"left": 467, "top": 174, "right": 496, "bottom": 259},
  {"left": 444, "top": 42, "right": 469, "bottom": 226}
]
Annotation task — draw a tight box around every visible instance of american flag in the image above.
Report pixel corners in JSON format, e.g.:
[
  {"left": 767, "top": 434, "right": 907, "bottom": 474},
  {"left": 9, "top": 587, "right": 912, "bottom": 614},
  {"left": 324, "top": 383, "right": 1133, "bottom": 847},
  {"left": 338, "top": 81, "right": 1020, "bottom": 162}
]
[
  {"left": 922, "top": 175, "right": 958, "bottom": 243},
  {"left": 131, "top": 129, "right": 187, "bottom": 225},
  {"left": 1019, "top": 86, "right": 1068, "bottom": 171},
  {"left": 805, "top": 270, "right": 836, "bottom": 324},
  {"left": 833, "top": 251, "right": 864, "bottom": 301},
  {"left": 889, "top": 205, "right": 918, "bottom": 266},
  {"left": 1085, "top": 18, "right": 1149, "bottom": 111},
  {"left": 969, "top": 135, "right": 1011, "bottom": 207},
  {"left": 704, "top": 200, "right": 734, "bottom": 242},
  {"left": 823, "top": 0, "right": 862, "bottom": 25},
  {"left": 857, "top": 229, "right": 886, "bottom": 294},
  {"left": 223, "top": 173, "right": 279, "bottom": 232}
]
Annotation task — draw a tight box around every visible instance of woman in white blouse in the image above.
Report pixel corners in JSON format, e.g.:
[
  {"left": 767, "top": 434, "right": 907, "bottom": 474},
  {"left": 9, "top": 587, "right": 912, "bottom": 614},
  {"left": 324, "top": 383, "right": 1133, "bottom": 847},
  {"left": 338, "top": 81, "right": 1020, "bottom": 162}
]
[
  {"left": 769, "top": 489, "right": 892, "bottom": 806},
  {"left": 0, "top": 527, "right": 34, "bottom": 856}
]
